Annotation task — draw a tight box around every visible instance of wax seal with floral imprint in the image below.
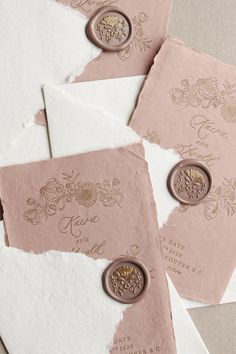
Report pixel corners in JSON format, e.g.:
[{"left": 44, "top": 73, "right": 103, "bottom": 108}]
[
  {"left": 102, "top": 257, "right": 150, "bottom": 304},
  {"left": 168, "top": 159, "right": 212, "bottom": 205},
  {"left": 86, "top": 6, "right": 134, "bottom": 52}
]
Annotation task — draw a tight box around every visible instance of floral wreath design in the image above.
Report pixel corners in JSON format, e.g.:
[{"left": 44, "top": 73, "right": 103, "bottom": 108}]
[
  {"left": 23, "top": 172, "right": 124, "bottom": 225},
  {"left": 169, "top": 77, "right": 236, "bottom": 123},
  {"left": 118, "top": 12, "right": 152, "bottom": 61},
  {"left": 179, "top": 178, "right": 236, "bottom": 220}
]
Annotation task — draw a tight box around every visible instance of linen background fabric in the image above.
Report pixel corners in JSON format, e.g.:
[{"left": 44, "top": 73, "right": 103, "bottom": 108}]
[
  {"left": 189, "top": 303, "right": 236, "bottom": 354},
  {"left": 169, "top": 0, "right": 236, "bottom": 66}
]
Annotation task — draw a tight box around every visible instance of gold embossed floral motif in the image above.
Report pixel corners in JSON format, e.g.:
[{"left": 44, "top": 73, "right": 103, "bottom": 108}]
[
  {"left": 97, "top": 15, "right": 127, "bottom": 44},
  {"left": 23, "top": 172, "right": 124, "bottom": 225},
  {"left": 111, "top": 265, "right": 142, "bottom": 297},
  {"left": 143, "top": 129, "right": 161, "bottom": 145},
  {"left": 203, "top": 178, "right": 236, "bottom": 220},
  {"left": 176, "top": 168, "right": 207, "bottom": 200},
  {"left": 118, "top": 12, "right": 152, "bottom": 61},
  {"left": 170, "top": 77, "right": 236, "bottom": 123},
  {"left": 178, "top": 178, "right": 236, "bottom": 221}
]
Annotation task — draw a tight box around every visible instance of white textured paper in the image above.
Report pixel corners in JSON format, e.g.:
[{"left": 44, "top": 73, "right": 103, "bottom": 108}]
[
  {"left": 0, "top": 247, "right": 128, "bottom": 354},
  {"left": 44, "top": 80, "right": 210, "bottom": 354},
  {"left": 167, "top": 276, "right": 209, "bottom": 354},
  {"left": 0, "top": 0, "right": 100, "bottom": 164}
]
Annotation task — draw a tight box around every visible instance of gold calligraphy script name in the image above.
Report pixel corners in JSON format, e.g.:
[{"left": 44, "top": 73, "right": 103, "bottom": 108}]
[
  {"left": 71, "top": 0, "right": 117, "bottom": 12},
  {"left": 190, "top": 115, "right": 228, "bottom": 140},
  {"left": 23, "top": 172, "right": 124, "bottom": 225},
  {"left": 72, "top": 240, "right": 106, "bottom": 256},
  {"left": 174, "top": 143, "right": 220, "bottom": 167},
  {"left": 58, "top": 215, "right": 99, "bottom": 238}
]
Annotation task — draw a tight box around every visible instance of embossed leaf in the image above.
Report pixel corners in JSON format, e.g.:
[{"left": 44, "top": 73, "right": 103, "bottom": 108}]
[
  {"left": 57, "top": 197, "right": 67, "bottom": 211},
  {"left": 137, "top": 12, "right": 148, "bottom": 23},
  {"left": 118, "top": 44, "right": 133, "bottom": 61},
  {"left": 27, "top": 198, "right": 35, "bottom": 205},
  {"left": 112, "top": 178, "right": 119, "bottom": 187},
  {"left": 99, "top": 189, "right": 124, "bottom": 207},
  {"left": 181, "top": 79, "right": 190, "bottom": 88},
  {"left": 23, "top": 208, "right": 43, "bottom": 225},
  {"left": 169, "top": 88, "right": 184, "bottom": 105},
  {"left": 185, "top": 169, "right": 205, "bottom": 185},
  {"left": 203, "top": 198, "right": 222, "bottom": 221},
  {"left": 214, "top": 186, "right": 222, "bottom": 196}
]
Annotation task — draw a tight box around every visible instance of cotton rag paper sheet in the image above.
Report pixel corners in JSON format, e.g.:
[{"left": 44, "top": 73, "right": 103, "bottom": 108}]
[
  {"left": 0, "top": 247, "right": 128, "bottom": 354},
  {"left": 130, "top": 37, "right": 236, "bottom": 304},
  {"left": 58, "top": 0, "right": 172, "bottom": 81},
  {"left": 43, "top": 82, "right": 209, "bottom": 354},
  {"left": 0, "top": 0, "right": 100, "bottom": 162},
  {"left": 0, "top": 144, "right": 177, "bottom": 353}
]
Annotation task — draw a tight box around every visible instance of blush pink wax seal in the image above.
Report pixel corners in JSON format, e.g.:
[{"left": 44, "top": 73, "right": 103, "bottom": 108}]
[
  {"left": 168, "top": 159, "right": 212, "bottom": 205},
  {"left": 102, "top": 257, "right": 150, "bottom": 304},
  {"left": 86, "top": 7, "right": 134, "bottom": 52}
]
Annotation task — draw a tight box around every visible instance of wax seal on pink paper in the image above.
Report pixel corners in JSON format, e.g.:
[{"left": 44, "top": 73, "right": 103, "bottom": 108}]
[
  {"left": 86, "top": 7, "right": 134, "bottom": 52},
  {"left": 168, "top": 159, "right": 212, "bottom": 205},
  {"left": 102, "top": 257, "right": 150, "bottom": 304}
]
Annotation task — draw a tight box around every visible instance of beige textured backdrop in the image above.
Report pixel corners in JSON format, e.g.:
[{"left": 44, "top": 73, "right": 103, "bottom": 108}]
[
  {"left": 0, "top": 340, "right": 7, "bottom": 354},
  {"left": 169, "top": 1, "right": 236, "bottom": 353},
  {"left": 169, "top": 0, "right": 236, "bottom": 66},
  {"left": 189, "top": 303, "right": 236, "bottom": 354}
]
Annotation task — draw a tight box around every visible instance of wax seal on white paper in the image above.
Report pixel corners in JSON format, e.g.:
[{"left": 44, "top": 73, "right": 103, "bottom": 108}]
[
  {"left": 86, "top": 7, "right": 134, "bottom": 52},
  {"left": 102, "top": 257, "right": 150, "bottom": 304},
  {"left": 167, "top": 159, "right": 212, "bottom": 205}
]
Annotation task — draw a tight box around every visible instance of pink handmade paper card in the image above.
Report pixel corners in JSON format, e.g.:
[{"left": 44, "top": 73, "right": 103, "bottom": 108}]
[
  {"left": 0, "top": 143, "right": 176, "bottom": 353},
  {"left": 130, "top": 38, "right": 236, "bottom": 304},
  {"left": 58, "top": 0, "right": 172, "bottom": 81}
]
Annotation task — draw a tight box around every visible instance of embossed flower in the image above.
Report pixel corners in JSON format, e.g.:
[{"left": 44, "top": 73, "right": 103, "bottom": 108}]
[
  {"left": 75, "top": 182, "right": 98, "bottom": 207},
  {"left": 23, "top": 209, "right": 41, "bottom": 225},
  {"left": 220, "top": 98, "right": 236, "bottom": 123},
  {"left": 197, "top": 77, "right": 219, "bottom": 98},
  {"left": 129, "top": 244, "right": 141, "bottom": 256},
  {"left": 45, "top": 203, "right": 57, "bottom": 216},
  {"left": 203, "top": 197, "right": 222, "bottom": 220},
  {"left": 144, "top": 130, "right": 160, "bottom": 145},
  {"left": 40, "top": 178, "right": 64, "bottom": 203},
  {"left": 112, "top": 178, "right": 119, "bottom": 187}
]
